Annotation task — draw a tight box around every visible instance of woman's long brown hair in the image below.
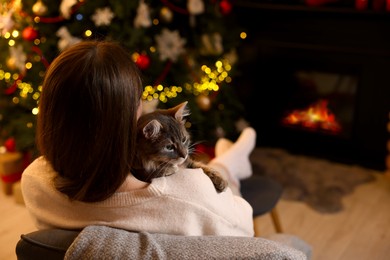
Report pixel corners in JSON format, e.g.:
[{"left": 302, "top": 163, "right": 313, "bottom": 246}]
[{"left": 37, "top": 41, "right": 143, "bottom": 202}]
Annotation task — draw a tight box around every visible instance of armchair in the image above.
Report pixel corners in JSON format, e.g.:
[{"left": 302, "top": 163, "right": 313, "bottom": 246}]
[{"left": 16, "top": 226, "right": 311, "bottom": 259}]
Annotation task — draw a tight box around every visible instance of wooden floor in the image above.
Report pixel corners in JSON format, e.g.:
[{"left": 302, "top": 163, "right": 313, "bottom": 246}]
[
  {"left": 254, "top": 173, "right": 390, "bottom": 260},
  {"left": 0, "top": 184, "right": 36, "bottom": 260},
  {"left": 1, "top": 173, "right": 390, "bottom": 260}
]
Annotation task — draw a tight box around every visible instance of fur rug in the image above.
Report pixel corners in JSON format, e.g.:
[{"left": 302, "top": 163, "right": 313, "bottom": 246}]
[{"left": 249, "top": 147, "right": 377, "bottom": 214}]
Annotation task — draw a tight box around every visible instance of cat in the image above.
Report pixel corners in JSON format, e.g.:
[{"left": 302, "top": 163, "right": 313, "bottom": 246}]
[{"left": 132, "top": 101, "right": 228, "bottom": 193}]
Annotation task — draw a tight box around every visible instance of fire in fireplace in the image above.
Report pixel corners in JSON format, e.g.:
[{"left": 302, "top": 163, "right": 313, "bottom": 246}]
[{"left": 282, "top": 99, "right": 342, "bottom": 134}]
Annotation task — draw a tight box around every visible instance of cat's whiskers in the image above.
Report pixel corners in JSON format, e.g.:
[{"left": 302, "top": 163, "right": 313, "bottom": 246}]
[
  {"left": 188, "top": 141, "right": 210, "bottom": 159},
  {"left": 154, "top": 160, "right": 176, "bottom": 177}
]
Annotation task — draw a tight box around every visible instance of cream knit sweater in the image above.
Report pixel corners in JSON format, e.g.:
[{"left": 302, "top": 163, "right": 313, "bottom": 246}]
[{"left": 21, "top": 157, "right": 254, "bottom": 237}]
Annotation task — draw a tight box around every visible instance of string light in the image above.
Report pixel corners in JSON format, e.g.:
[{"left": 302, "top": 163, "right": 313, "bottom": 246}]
[
  {"left": 84, "top": 30, "right": 92, "bottom": 37},
  {"left": 141, "top": 58, "right": 232, "bottom": 102},
  {"left": 0, "top": 67, "right": 41, "bottom": 113},
  {"left": 12, "top": 30, "right": 19, "bottom": 38},
  {"left": 142, "top": 84, "right": 183, "bottom": 103},
  {"left": 32, "top": 108, "right": 39, "bottom": 115},
  {"left": 240, "top": 31, "right": 247, "bottom": 40}
]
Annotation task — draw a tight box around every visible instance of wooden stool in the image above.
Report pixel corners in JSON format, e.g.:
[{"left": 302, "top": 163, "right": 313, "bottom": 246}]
[{"left": 240, "top": 174, "right": 283, "bottom": 235}]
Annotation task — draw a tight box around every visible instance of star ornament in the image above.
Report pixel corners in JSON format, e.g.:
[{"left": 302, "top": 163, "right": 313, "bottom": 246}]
[
  {"left": 9, "top": 45, "right": 27, "bottom": 72},
  {"left": 91, "top": 7, "right": 115, "bottom": 27},
  {"left": 155, "top": 29, "right": 186, "bottom": 62},
  {"left": 0, "top": 11, "right": 15, "bottom": 35}
]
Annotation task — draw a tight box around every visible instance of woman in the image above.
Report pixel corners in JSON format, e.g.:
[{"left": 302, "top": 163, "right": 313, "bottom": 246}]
[{"left": 21, "top": 40, "right": 257, "bottom": 237}]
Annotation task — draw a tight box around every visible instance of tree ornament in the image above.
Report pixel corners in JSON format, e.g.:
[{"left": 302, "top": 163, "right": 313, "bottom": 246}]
[
  {"left": 4, "top": 82, "right": 18, "bottom": 95},
  {"left": 91, "top": 7, "right": 115, "bottom": 27},
  {"left": 56, "top": 26, "right": 81, "bottom": 51},
  {"left": 32, "top": 0, "right": 48, "bottom": 16},
  {"left": 219, "top": 0, "right": 232, "bottom": 15},
  {"left": 4, "top": 137, "right": 16, "bottom": 152},
  {"left": 194, "top": 143, "right": 215, "bottom": 161},
  {"left": 134, "top": 0, "right": 152, "bottom": 28},
  {"left": 60, "top": 0, "right": 78, "bottom": 19},
  {"left": 22, "top": 26, "right": 39, "bottom": 41},
  {"left": 160, "top": 7, "right": 173, "bottom": 23},
  {"left": 0, "top": 11, "right": 15, "bottom": 35},
  {"left": 13, "top": 0, "right": 23, "bottom": 12},
  {"left": 135, "top": 53, "right": 151, "bottom": 70},
  {"left": 155, "top": 29, "right": 186, "bottom": 62},
  {"left": 6, "top": 57, "right": 16, "bottom": 70},
  {"left": 9, "top": 45, "right": 27, "bottom": 72},
  {"left": 200, "top": 33, "right": 223, "bottom": 55},
  {"left": 215, "top": 126, "right": 226, "bottom": 138},
  {"left": 196, "top": 94, "right": 211, "bottom": 111},
  {"left": 187, "top": 0, "right": 205, "bottom": 15}
]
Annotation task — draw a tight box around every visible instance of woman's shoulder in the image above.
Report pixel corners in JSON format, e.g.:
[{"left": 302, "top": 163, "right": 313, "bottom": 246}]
[
  {"left": 23, "top": 156, "right": 56, "bottom": 179},
  {"left": 151, "top": 168, "right": 209, "bottom": 187},
  {"left": 150, "top": 167, "right": 230, "bottom": 200}
]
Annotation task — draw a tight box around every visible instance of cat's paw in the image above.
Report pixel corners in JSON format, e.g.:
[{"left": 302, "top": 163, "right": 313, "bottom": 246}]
[
  {"left": 200, "top": 165, "right": 228, "bottom": 193},
  {"left": 213, "top": 177, "right": 228, "bottom": 193}
]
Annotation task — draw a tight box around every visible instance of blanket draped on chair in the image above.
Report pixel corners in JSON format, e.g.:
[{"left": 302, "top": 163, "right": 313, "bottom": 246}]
[{"left": 65, "top": 225, "right": 310, "bottom": 260}]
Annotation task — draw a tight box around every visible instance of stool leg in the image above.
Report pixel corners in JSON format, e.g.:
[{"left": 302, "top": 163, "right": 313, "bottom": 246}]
[
  {"left": 270, "top": 207, "right": 283, "bottom": 233},
  {"left": 253, "top": 217, "right": 262, "bottom": 237}
]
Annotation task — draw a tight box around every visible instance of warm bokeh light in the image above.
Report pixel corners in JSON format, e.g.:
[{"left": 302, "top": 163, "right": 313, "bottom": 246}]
[{"left": 141, "top": 59, "right": 232, "bottom": 102}]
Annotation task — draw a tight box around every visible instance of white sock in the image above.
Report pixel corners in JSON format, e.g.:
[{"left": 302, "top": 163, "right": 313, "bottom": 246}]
[
  {"left": 209, "top": 127, "right": 256, "bottom": 185},
  {"left": 212, "top": 138, "right": 240, "bottom": 194},
  {"left": 214, "top": 138, "right": 233, "bottom": 157}
]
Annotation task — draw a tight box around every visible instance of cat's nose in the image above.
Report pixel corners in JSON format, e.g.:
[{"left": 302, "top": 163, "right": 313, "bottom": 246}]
[{"left": 177, "top": 149, "right": 187, "bottom": 158}]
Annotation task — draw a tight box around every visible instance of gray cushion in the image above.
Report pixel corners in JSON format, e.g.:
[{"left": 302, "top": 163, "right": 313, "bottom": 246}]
[{"left": 65, "top": 225, "right": 308, "bottom": 260}]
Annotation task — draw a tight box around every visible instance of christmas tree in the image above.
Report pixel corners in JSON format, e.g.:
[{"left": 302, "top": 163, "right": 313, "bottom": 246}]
[{"left": 0, "top": 0, "right": 247, "bottom": 157}]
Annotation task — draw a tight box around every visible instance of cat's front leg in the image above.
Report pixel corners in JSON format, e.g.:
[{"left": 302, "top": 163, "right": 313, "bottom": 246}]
[
  {"left": 201, "top": 166, "right": 228, "bottom": 193},
  {"left": 188, "top": 160, "right": 228, "bottom": 193}
]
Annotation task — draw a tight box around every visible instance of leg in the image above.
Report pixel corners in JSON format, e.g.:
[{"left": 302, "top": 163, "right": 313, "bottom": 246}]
[{"left": 207, "top": 127, "right": 257, "bottom": 196}]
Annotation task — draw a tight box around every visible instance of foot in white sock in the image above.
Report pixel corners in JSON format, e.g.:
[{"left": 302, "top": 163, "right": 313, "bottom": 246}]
[
  {"left": 210, "top": 127, "right": 256, "bottom": 182},
  {"left": 215, "top": 138, "right": 233, "bottom": 157}
]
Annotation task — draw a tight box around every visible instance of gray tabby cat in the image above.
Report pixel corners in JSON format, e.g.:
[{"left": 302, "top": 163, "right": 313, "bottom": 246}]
[{"left": 132, "top": 101, "right": 227, "bottom": 193}]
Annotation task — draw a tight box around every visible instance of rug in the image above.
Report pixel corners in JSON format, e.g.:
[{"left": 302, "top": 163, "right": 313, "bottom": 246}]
[{"left": 249, "top": 147, "right": 378, "bottom": 214}]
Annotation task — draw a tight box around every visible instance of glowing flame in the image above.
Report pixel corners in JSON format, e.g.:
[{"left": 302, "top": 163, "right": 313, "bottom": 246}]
[{"left": 282, "top": 99, "right": 341, "bottom": 133}]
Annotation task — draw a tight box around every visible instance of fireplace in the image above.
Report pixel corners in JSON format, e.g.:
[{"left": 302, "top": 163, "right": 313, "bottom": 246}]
[
  {"left": 280, "top": 70, "right": 357, "bottom": 137},
  {"left": 233, "top": 2, "right": 390, "bottom": 171}
]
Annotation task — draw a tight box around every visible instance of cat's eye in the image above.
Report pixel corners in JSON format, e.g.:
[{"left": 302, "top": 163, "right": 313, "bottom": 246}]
[
  {"left": 182, "top": 137, "right": 187, "bottom": 143},
  {"left": 165, "top": 144, "right": 175, "bottom": 151}
]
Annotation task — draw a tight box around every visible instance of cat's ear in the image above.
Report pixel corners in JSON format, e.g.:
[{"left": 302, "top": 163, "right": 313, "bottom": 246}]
[
  {"left": 173, "top": 101, "right": 190, "bottom": 122},
  {"left": 143, "top": 120, "right": 162, "bottom": 139}
]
